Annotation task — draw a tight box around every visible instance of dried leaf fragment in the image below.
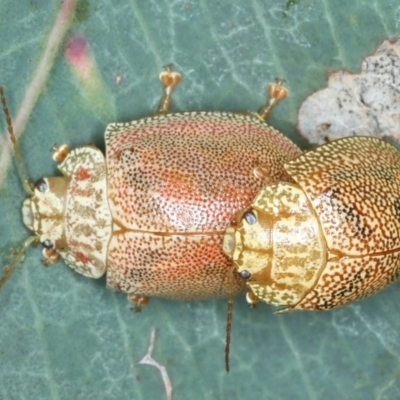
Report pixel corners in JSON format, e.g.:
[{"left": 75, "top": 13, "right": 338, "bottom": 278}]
[{"left": 298, "top": 38, "right": 400, "bottom": 144}]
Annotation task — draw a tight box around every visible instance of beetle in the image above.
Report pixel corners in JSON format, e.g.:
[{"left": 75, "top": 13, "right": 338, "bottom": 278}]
[
  {"left": 0, "top": 67, "right": 301, "bottom": 312},
  {"left": 223, "top": 136, "right": 400, "bottom": 311}
]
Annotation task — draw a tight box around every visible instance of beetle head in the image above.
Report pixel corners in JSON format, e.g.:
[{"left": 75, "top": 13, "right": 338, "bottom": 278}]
[
  {"left": 223, "top": 182, "right": 327, "bottom": 308},
  {"left": 0, "top": 86, "right": 112, "bottom": 288},
  {"left": 223, "top": 207, "right": 274, "bottom": 280},
  {"left": 22, "top": 176, "right": 70, "bottom": 261}
]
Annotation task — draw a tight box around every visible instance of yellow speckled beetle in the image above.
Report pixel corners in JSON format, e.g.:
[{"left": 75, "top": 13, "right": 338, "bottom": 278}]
[{"left": 223, "top": 136, "right": 400, "bottom": 311}]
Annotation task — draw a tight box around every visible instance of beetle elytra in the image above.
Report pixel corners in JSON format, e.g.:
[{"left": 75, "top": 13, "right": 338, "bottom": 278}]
[
  {"left": 223, "top": 136, "right": 400, "bottom": 312},
  {"left": 1, "top": 68, "right": 301, "bottom": 313}
]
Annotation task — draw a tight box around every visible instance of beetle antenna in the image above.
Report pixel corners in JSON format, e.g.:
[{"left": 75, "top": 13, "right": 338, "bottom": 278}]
[
  {"left": 0, "top": 236, "right": 39, "bottom": 290},
  {"left": 0, "top": 86, "right": 34, "bottom": 195},
  {"left": 225, "top": 266, "right": 234, "bottom": 373}
]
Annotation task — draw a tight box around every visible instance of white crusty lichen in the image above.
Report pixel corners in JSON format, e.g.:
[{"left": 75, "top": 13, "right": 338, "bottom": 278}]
[{"left": 298, "top": 38, "right": 400, "bottom": 145}]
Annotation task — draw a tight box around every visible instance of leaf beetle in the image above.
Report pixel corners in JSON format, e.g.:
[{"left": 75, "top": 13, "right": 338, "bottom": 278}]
[
  {"left": 223, "top": 136, "right": 400, "bottom": 311},
  {"left": 1, "top": 67, "right": 301, "bottom": 312}
]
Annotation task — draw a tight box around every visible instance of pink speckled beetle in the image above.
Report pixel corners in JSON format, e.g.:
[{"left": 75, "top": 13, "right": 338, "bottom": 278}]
[{"left": 0, "top": 68, "right": 300, "bottom": 309}]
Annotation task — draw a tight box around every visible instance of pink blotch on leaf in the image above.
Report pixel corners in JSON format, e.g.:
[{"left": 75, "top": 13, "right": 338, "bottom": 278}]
[{"left": 64, "top": 36, "right": 92, "bottom": 80}]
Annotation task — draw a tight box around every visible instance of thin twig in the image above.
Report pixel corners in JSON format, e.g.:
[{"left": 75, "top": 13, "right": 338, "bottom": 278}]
[{"left": 137, "top": 328, "right": 173, "bottom": 400}]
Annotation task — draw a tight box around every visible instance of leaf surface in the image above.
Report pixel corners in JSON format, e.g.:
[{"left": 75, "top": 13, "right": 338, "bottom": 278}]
[{"left": 1, "top": 1, "right": 400, "bottom": 399}]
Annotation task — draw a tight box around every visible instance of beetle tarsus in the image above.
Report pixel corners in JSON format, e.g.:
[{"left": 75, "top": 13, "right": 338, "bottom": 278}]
[
  {"left": 128, "top": 294, "right": 150, "bottom": 312},
  {"left": 253, "top": 165, "right": 272, "bottom": 181},
  {"left": 52, "top": 144, "right": 70, "bottom": 163},
  {"left": 258, "top": 79, "right": 288, "bottom": 121},
  {"left": 246, "top": 289, "right": 259, "bottom": 307},
  {"left": 42, "top": 248, "right": 60, "bottom": 266},
  {"left": 157, "top": 65, "right": 181, "bottom": 114}
]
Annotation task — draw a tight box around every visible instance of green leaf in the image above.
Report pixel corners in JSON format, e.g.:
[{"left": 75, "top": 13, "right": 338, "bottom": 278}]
[{"left": 1, "top": 1, "right": 400, "bottom": 399}]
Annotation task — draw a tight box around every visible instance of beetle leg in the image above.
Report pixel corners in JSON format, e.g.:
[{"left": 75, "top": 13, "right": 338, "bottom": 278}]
[
  {"left": 246, "top": 289, "right": 259, "bottom": 308},
  {"left": 42, "top": 248, "right": 60, "bottom": 266},
  {"left": 258, "top": 79, "right": 288, "bottom": 121},
  {"left": 156, "top": 65, "right": 181, "bottom": 114},
  {"left": 252, "top": 165, "right": 272, "bottom": 181},
  {"left": 128, "top": 294, "right": 150, "bottom": 312},
  {"left": 52, "top": 144, "right": 70, "bottom": 162}
]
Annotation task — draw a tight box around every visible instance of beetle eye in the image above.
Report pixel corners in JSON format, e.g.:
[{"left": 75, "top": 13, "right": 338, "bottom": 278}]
[
  {"left": 42, "top": 239, "right": 54, "bottom": 249},
  {"left": 239, "top": 270, "right": 251, "bottom": 280},
  {"left": 35, "top": 178, "right": 48, "bottom": 192},
  {"left": 243, "top": 209, "right": 257, "bottom": 225}
]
